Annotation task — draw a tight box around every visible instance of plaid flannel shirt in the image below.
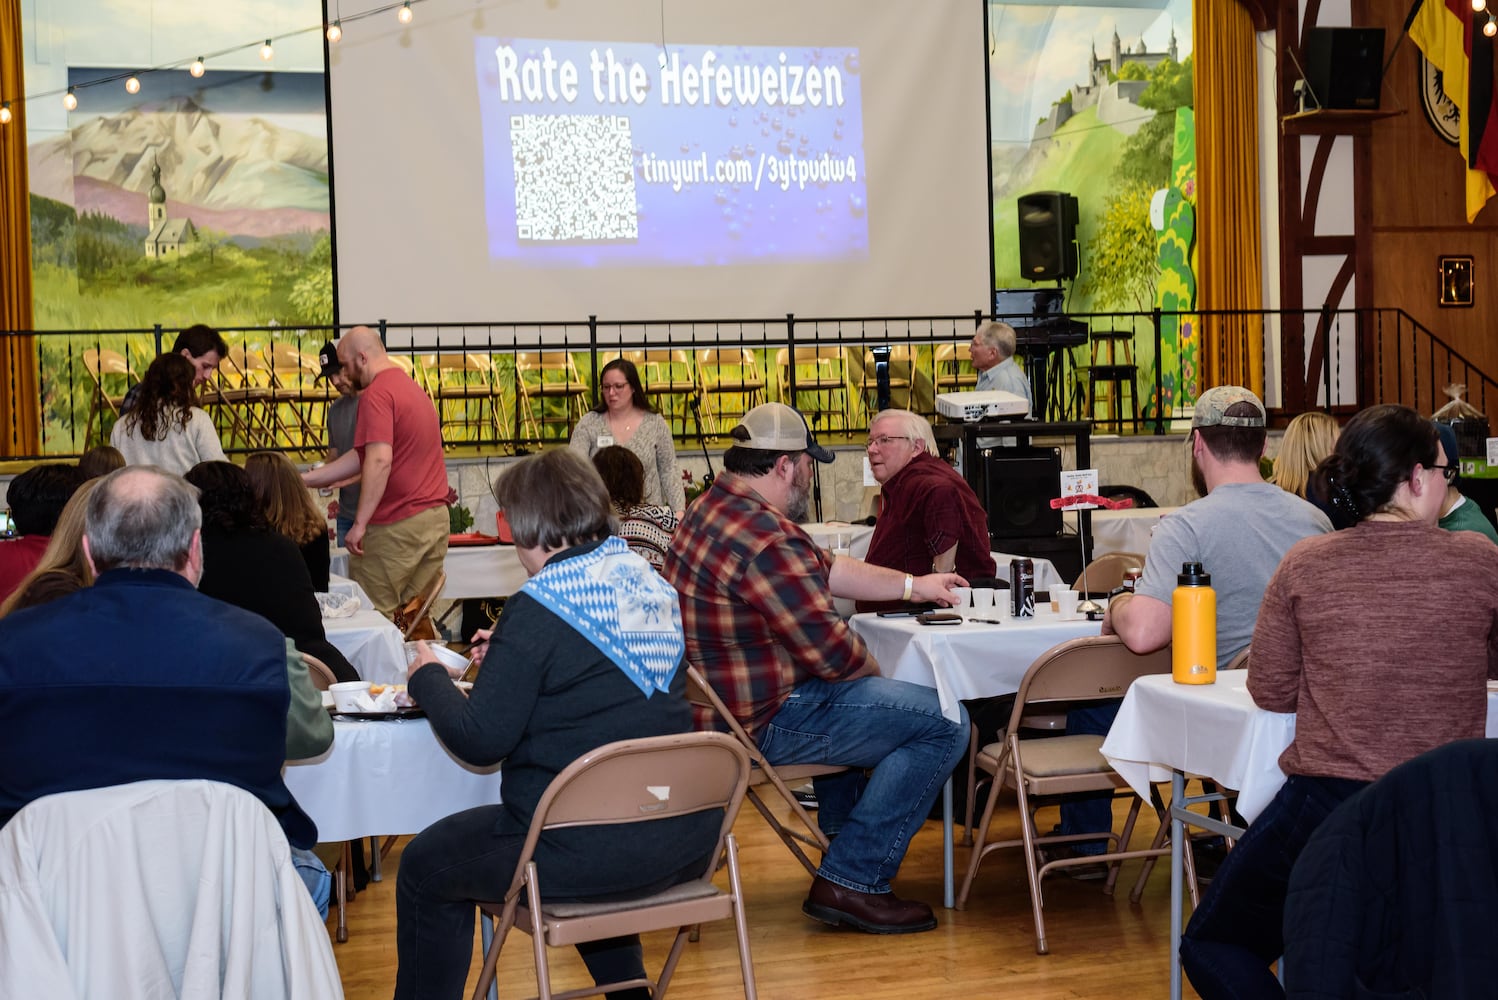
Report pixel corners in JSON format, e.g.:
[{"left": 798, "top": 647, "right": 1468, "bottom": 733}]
[{"left": 663, "top": 472, "right": 876, "bottom": 736}]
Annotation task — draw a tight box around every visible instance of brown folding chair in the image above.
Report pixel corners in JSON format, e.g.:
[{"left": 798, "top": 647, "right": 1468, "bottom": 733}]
[
  {"left": 684, "top": 665, "right": 845, "bottom": 877},
  {"left": 301, "top": 653, "right": 339, "bottom": 691},
  {"left": 471, "top": 732, "right": 757, "bottom": 1000},
  {"left": 1071, "top": 551, "right": 1146, "bottom": 598},
  {"left": 394, "top": 570, "right": 447, "bottom": 641},
  {"left": 956, "top": 635, "right": 1174, "bottom": 953}
]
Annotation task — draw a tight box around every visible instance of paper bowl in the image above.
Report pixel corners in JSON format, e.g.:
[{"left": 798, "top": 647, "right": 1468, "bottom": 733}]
[{"left": 414, "top": 642, "right": 473, "bottom": 677}]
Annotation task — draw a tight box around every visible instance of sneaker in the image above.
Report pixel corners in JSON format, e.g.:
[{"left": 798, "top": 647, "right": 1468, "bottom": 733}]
[{"left": 792, "top": 783, "right": 819, "bottom": 809}]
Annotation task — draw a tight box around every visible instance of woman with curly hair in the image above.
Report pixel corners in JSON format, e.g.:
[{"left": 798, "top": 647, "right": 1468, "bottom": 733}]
[
  {"left": 110, "top": 353, "right": 226, "bottom": 475},
  {"left": 185, "top": 461, "right": 357, "bottom": 682},
  {"left": 246, "top": 452, "right": 331, "bottom": 591}
]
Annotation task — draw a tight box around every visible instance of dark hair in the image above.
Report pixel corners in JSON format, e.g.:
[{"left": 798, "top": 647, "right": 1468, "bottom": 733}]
[
  {"left": 1195, "top": 406, "right": 1268, "bottom": 465},
  {"left": 591, "top": 445, "right": 646, "bottom": 507},
  {"left": 1310, "top": 405, "right": 1438, "bottom": 523},
  {"left": 172, "top": 323, "right": 228, "bottom": 359},
  {"left": 77, "top": 445, "right": 126, "bottom": 480},
  {"left": 184, "top": 461, "right": 267, "bottom": 533},
  {"left": 128, "top": 353, "right": 196, "bottom": 441},
  {"left": 7, "top": 464, "right": 86, "bottom": 535},
  {"left": 723, "top": 444, "right": 801, "bottom": 477},
  {"left": 590, "top": 358, "right": 654, "bottom": 414},
  {"left": 492, "top": 450, "right": 613, "bottom": 550}
]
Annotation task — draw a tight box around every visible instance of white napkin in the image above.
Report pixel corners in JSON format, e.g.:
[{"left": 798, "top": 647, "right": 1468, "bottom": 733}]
[
  {"left": 350, "top": 688, "right": 400, "bottom": 713},
  {"left": 317, "top": 592, "right": 362, "bottom": 619}
]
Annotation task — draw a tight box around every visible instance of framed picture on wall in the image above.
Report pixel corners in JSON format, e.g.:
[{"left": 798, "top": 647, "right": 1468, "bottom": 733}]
[{"left": 1439, "top": 256, "right": 1474, "bottom": 308}]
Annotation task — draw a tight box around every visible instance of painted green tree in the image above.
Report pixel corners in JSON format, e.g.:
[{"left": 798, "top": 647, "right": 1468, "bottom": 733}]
[
  {"left": 1078, "top": 181, "right": 1158, "bottom": 312},
  {"left": 1116, "top": 55, "right": 1194, "bottom": 189}
]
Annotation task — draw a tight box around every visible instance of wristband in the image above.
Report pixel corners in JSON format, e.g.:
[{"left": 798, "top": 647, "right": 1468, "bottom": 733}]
[{"left": 901, "top": 574, "right": 914, "bottom": 602}]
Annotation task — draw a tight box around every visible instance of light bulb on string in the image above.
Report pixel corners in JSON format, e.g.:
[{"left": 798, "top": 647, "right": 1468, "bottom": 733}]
[
  {"left": 125, "top": 75, "right": 141, "bottom": 95},
  {"left": 63, "top": 88, "right": 78, "bottom": 111},
  {"left": 1487, "top": 14, "right": 1497, "bottom": 35},
  {"left": 398, "top": 2, "right": 413, "bottom": 24},
  {"left": 260, "top": 39, "right": 275, "bottom": 61},
  {"left": 190, "top": 57, "right": 205, "bottom": 77},
  {"left": 0, "top": 102, "right": 11, "bottom": 125},
  {"left": 326, "top": 20, "right": 343, "bottom": 43},
  {"left": 1476, "top": 0, "right": 1488, "bottom": 12}
]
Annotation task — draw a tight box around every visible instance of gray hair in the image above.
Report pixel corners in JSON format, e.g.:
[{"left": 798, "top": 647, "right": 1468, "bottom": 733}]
[
  {"left": 975, "top": 321, "right": 1017, "bottom": 360},
  {"left": 870, "top": 409, "right": 938, "bottom": 456},
  {"left": 85, "top": 466, "right": 202, "bottom": 573},
  {"left": 492, "top": 450, "right": 616, "bottom": 551}
]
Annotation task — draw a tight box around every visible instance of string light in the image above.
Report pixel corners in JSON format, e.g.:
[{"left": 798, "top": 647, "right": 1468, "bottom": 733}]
[
  {"left": 63, "top": 87, "right": 77, "bottom": 111},
  {"left": 0, "top": 102, "right": 11, "bottom": 125},
  {"left": 260, "top": 38, "right": 275, "bottom": 61},
  {"left": 397, "top": 2, "right": 413, "bottom": 24},
  {"left": 1488, "top": 13, "right": 1498, "bottom": 35},
  {"left": 190, "top": 57, "right": 206, "bottom": 77},
  {"left": 326, "top": 20, "right": 343, "bottom": 43},
  {"left": 1476, "top": 0, "right": 1488, "bottom": 11},
  {"left": 125, "top": 75, "right": 141, "bottom": 95}
]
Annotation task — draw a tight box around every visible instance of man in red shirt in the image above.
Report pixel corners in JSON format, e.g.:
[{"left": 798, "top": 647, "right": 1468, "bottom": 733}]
[
  {"left": 0, "top": 464, "right": 87, "bottom": 604},
  {"left": 303, "top": 327, "right": 448, "bottom": 616}
]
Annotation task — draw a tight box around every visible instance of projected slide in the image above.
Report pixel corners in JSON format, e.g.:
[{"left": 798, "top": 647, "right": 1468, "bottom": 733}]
[{"left": 474, "top": 39, "right": 868, "bottom": 267}]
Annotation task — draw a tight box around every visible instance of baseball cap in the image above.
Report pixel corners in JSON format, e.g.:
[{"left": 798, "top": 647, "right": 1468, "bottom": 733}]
[
  {"left": 1192, "top": 386, "right": 1265, "bottom": 428},
  {"left": 730, "top": 402, "right": 834, "bottom": 463},
  {"left": 316, "top": 341, "right": 341, "bottom": 380},
  {"left": 1434, "top": 421, "right": 1461, "bottom": 481}
]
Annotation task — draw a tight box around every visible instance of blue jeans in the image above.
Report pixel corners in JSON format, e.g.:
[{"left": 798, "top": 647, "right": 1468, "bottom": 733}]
[
  {"left": 395, "top": 806, "right": 653, "bottom": 1000},
  {"left": 290, "top": 845, "right": 331, "bottom": 920},
  {"left": 335, "top": 512, "right": 354, "bottom": 550},
  {"left": 1180, "top": 774, "right": 1368, "bottom": 1000},
  {"left": 756, "top": 676, "right": 969, "bottom": 894},
  {"left": 1057, "top": 701, "right": 1121, "bottom": 854}
]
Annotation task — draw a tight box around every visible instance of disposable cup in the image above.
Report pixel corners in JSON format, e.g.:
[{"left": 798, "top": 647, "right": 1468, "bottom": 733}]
[{"left": 329, "top": 680, "right": 372, "bottom": 713}]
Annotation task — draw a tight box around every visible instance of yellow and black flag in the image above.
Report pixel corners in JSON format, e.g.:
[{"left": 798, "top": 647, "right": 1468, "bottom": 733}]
[{"left": 1407, "top": 0, "right": 1498, "bottom": 220}]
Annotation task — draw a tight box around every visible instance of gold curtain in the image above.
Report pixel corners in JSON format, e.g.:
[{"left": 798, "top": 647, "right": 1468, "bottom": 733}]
[
  {"left": 1193, "top": 0, "right": 1265, "bottom": 397},
  {"left": 0, "top": 0, "right": 41, "bottom": 456}
]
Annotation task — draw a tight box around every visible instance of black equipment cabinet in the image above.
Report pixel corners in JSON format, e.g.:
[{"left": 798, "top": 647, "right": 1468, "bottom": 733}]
[{"left": 934, "top": 419, "right": 1093, "bottom": 582}]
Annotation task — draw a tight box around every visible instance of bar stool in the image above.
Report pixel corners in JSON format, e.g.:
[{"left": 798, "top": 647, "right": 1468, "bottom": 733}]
[{"left": 1086, "top": 330, "right": 1139, "bottom": 432}]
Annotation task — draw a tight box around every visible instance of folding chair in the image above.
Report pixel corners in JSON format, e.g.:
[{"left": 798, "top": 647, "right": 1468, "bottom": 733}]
[
  {"left": 394, "top": 570, "right": 447, "bottom": 641},
  {"left": 684, "top": 665, "right": 845, "bottom": 877},
  {"left": 775, "top": 346, "right": 850, "bottom": 432},
  {"left": 1071, "top": 551, "right": 1146, "bottom": 598},
  {"left": 956, "top": 635, "right": 1174, "bottom": 953},
  {"left": 933, "top": 342, "right": 979, "bottom": 392},
  {"left": 471, "top": 732, "right": 757, "bottom": 1000},
  {"left": 694, "top": 348, "right": 765, "bottom": 434},
  {"left": 81, "top": 348, "right": 134, "bottom": 447}
]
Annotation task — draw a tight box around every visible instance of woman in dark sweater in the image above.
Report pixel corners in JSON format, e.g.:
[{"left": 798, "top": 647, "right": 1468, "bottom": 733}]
[
  {"left": 395, "top": 449, "right": 715, "bottom": 1000},
  {"left": 245, "top": 451, "right": 331, "bottom": 591},
  {"left": 184, "top": 461, "right": 357, "bottom": 683}
]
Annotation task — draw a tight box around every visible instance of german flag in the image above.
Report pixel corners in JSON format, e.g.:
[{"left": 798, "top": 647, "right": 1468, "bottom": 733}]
[{"left": 1408, "top": 0, "right": 1498, "bottom": 220}]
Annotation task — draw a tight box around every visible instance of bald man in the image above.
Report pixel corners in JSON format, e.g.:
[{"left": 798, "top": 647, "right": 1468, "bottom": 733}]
[{"left": 304, "top": 327, "right": 449, "bottom": 616}]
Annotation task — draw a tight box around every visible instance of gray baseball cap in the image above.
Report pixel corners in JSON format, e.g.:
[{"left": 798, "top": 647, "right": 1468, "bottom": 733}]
[
  {"left": 1192, "top": 386, "right": 1265, "bottom": 428},
  {"left": 730, "top": 403, "right": 834, "bottom": 462}
]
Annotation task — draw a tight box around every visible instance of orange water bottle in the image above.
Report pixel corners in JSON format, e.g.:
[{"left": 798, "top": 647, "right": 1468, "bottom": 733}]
[{"left": 1172, "top": 562, "right": 1216, "bottom": 684}]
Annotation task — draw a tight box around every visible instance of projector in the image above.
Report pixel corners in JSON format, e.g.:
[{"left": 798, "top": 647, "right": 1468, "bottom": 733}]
[{"left": 935, "top": 390, "right": 1029, "bottom": 422}]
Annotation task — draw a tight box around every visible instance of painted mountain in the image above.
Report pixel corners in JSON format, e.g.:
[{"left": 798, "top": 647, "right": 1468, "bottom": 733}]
[{"left": 29, "top": 95, "right": 329, "bottom": 241}]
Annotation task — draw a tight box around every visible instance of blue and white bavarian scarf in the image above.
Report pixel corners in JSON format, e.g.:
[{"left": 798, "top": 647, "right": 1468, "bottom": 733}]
[{"left": 520, "top": 536, "right": 684, "bottom": 696}]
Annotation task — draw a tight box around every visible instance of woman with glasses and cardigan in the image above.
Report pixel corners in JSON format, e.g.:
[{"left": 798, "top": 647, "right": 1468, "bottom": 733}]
[
  {"left": 569, "top": 358, "right": 685, "bottom": 511},
  {"left": 1180, "top": 404, "right": 1498, "bottom": 1000}
]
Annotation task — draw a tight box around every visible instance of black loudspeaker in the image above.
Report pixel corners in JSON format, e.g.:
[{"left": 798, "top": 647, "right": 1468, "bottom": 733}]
[
  {"left": 1016, "top": 191, "right": 1079, "bottom": 281},
  {"left": 1303, "top": 27, "right": 1385, "bottom": 110},
  {"left": 980, "top": 447, "right": 1063, "bottom": 539}
]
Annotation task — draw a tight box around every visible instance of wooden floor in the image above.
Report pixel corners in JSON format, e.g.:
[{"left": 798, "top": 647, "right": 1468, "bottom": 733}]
[{"left": 328, "top": 794, "right": 1203, "bottom": 999}]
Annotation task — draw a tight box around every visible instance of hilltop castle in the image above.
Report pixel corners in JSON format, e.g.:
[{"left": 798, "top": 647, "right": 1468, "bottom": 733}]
[
  {"left": 143, "top": 156, "right": 198, "bottom": 260},
  {"left": 1033, "top": 28, "right": 1178, "bottom": 141}
]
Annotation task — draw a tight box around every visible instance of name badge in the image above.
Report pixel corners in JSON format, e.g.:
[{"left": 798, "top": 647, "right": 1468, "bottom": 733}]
[{"left": 597, "top": 435, "right": 615, "bottom": 448}]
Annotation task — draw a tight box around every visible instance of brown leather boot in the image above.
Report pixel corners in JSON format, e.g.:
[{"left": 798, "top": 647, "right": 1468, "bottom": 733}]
[{"left": 802, "top": 875, "right": 938, "bottom": 934}]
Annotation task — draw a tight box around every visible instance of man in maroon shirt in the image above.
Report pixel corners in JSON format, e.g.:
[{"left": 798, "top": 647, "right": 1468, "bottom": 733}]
[
  {"left": 0, "top": 464, "right": 86, "bottom": 603},
  {"left": 859, "top": 409, "right": 995, "bottom": 612},
  {"left": 303, "top": 327, "right": 448, "bottom": 616}
]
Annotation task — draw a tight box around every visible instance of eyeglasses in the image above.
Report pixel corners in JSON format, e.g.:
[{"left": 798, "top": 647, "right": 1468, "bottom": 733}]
[
  {"left": 866, "top": 434, "right": 914, "bottom": 451},
  {"left": 1429, "top": 463, "right": 1458, "bottom": 483},
  {"left": 600, "top": 382, "right": 631, "bottom": 392}
]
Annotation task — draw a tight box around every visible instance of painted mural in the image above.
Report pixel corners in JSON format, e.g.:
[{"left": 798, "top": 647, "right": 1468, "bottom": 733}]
[{"left": 989, "top": 0, "right": 1196, "bottom": 419}]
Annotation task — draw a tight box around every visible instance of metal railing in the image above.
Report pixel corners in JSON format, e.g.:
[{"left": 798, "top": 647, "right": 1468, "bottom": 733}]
[{"left": 3, "top": 306, "right": 1494, "bottom": 460}]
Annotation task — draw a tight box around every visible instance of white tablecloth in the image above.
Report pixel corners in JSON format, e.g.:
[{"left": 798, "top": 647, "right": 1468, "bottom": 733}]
[
  {"left": 851, "top": 609, "right": 1104, "bottom": 722},
  {"left": 284, "top": 718, "right": 503, "bottom": 841},
  {"left": 1101, "top": 672, "right": 1498, "bottom": 824},
  {"left": 331, "top": 544, "right": 529, "bottom": 602},
  {"left": 326, "top": 574, "right": 372, "bottom": 608},
  {"left": 324, "top": 609, "right": 409, "bottom": 686},
  {"left": 1066, "top": 506, "right": 1177, "bottom": 559}
]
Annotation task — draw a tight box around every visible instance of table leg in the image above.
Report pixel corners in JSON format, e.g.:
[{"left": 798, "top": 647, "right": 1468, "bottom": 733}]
[
  {"left": 370, "top": 835, "right": 382, "bottom": 882},
  {"left": 1170, "top": 769, "right": 1184, "bottom": 1000},
  {"left": 942, "top": 776, "right": 955, "bottom": 909}
]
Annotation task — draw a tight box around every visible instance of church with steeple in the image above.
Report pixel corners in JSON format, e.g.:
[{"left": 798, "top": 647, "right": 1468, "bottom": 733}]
[{"left": 142, "top": 155, "right": 198, "bottom": 260}]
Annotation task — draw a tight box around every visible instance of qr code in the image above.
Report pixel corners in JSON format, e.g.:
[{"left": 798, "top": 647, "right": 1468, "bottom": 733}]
[{"left": 512, "top": 115, "right": 638, "bottom": 242}]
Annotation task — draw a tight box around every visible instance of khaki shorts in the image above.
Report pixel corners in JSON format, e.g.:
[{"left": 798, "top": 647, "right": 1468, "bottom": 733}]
[{"left": 350, "top": 504, "right": 449, "bottom": 617}]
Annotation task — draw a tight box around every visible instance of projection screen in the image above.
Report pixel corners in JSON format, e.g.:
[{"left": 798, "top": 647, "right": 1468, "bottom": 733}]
[{"left": 328, "top": 0, "right": 992, "bottom": 330}]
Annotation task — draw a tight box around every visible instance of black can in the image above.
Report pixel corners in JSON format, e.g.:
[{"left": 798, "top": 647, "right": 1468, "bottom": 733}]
[{"left": 1010, "top": 557, "right": 1035, "bottom": 618}]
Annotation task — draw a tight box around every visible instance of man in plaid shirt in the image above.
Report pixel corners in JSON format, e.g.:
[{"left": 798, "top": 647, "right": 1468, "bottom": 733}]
[{"left": 665, "top": 403, "right": 970, "bottom": 934}]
